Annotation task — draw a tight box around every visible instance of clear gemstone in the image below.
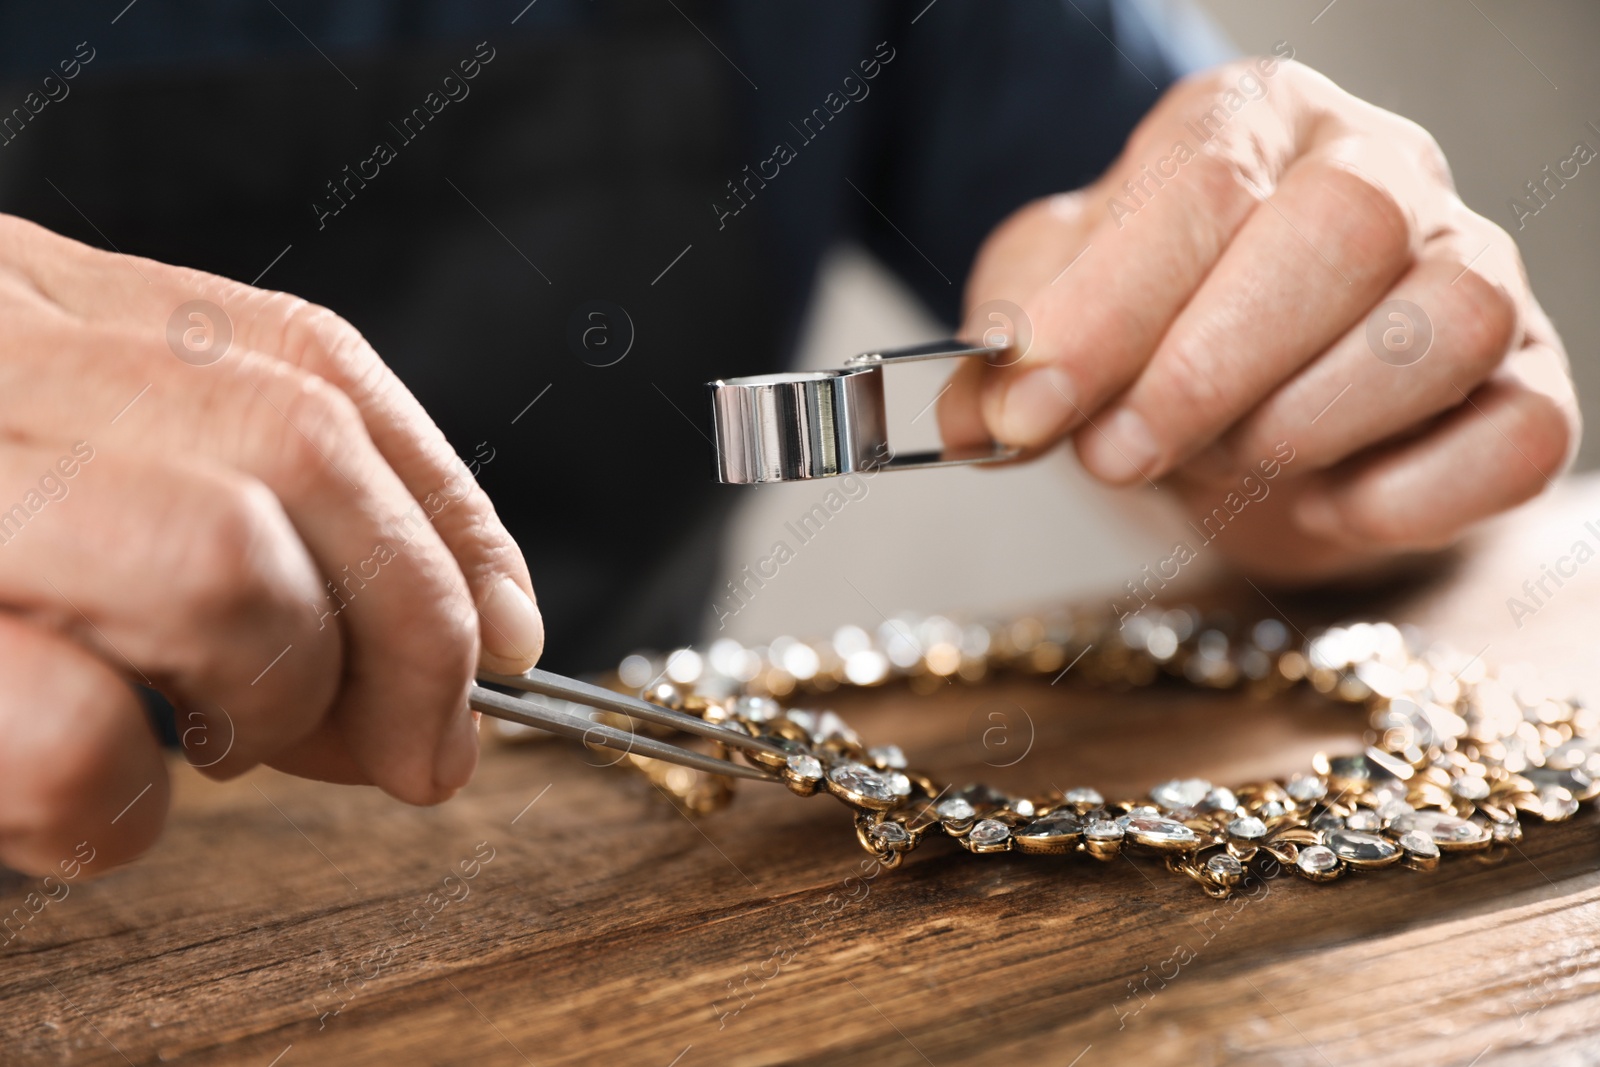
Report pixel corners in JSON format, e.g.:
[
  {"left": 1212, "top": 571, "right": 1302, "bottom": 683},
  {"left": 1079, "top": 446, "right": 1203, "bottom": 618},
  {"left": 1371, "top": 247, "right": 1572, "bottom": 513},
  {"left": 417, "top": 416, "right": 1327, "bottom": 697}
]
[
  {"left": 735, "top": 695, "right": 779, "bottom": 722},
  {"left": 1085, "top": 819, "right": 1124, "bottom": 841},
  {"left": 1450, "top": 776, "right": 1491, "bottom": 801},
  {"left": 968, "top": 819, "right": 1010, "bottom": 846},
  {"left": 1201, "top": 787, "right": 1238, "bottom": 813},
  {"left": 1345, "top": 810, "right": 1382, "bottom": 831},
  {"left": 1228, "top": 816, "right": 1269, "bottom": 840},
  {"left": 1398, "top": 829, "right": 1439, "bottom": 858},
  {"left": 1312, "top": 813, "right": 1345, "bottom": 832},
  {"left": 868, "top": 744, "right": 908, "bottom": 769},
  {"left": 869, "top": 821, "right": 909, "bottom": 846},
  {"left": 1020, "top": 813, "right": 1081, "bottom": 838},
  {"left": 1123, "top": 816, "right": 1199, "bottom": 846},
  {"left": 786, "top": 754, "right": 823, "bottom": 781},
  {"left": 1013, "top": 799, "right": 1036, "bottom": 818},
  {"left": 1539, "top": 787, "right": 1579, "bottom": 821},
  {"left": 1491, "top": 819, "right": 1523, "bottom": 842},
  {"left": 829, "top": 763, "right": 911, "bottom": 802},
  {"left": 1297, "top": 845, "right": 1339, "bottom": 873},
  {"left": 1063, "top": 787, "right": 1104, "bottom": 806},
  {"left": 1286, "top": 774, "right": 1328, "bottom": 802},
  {"left": 1326, "top": 828, "right": 1399, "bottom": 862},
  {"left": 785, "top": 709, "right": 818, "bottom": 735},
  {"left": 936, "top": 798, "right": 976, "bottom": 822},
  {"left": 1390, "top": 810, "right": 1489, "bottom": 845},
  {"left": 814, "top": 710, "right": 859, "bottom": 745},
  {"left": 1151, "top": 778, "right": 1212, "bottom": 811},
  {"left": 1259, "top": 800, "right": 1287, "bottom": 818},
  {"left": 1378, "top": 799, "right": 1415, "bottom": 823},
  {"left": 1205, "top": 853, "right": 1243, "bottom": 879},
  {"left": 1526, "top": 767, "right": 1594, "bottom": 794}
]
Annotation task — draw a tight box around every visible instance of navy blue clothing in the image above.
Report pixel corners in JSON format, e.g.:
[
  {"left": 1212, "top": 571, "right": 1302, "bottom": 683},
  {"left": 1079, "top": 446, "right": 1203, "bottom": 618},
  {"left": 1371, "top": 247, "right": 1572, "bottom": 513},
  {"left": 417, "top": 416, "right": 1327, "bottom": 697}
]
[{"left": 0, "top": 1, "right": 1215, "bottom": 670}]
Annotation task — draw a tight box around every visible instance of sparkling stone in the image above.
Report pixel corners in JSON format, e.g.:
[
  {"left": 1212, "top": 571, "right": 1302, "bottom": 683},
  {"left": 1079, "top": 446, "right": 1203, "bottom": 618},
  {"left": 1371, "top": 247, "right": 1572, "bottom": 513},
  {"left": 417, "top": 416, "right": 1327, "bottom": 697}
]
[
  {"left": 1527, "top": 767, "right": 1594, "bottom": 795},
  {"left": 1327, "top": 755, "right": 1374, "bottom": 782},
  {"left": 1123, "top": 815, "right": 1199, "bottom": 846},
  {"left": 1201, "top": 786, "right": 1239, "bottom": 813},
  {"left": 1378, "top": 799, "right": 1415, "bottom": 823},
  {"left": 869, "top": 821, "right": 909, "bottom": 846},
  {"left": 814, "top": 710, "right": 860, "bottom": 745},
  {"left": 1390, "top": 810, "right": 1489, "bottom": 846},
  {"left": 968, "top": 819, "right": 1011, "bottom": 846},
  {"left": 1297, "top": 845, "right": 1339, "bottom": 874},
  {"left": 1398, "top": 830, "right": 1440, "bottom": 858},
  {"left": 1345, "top": 810, "right": 1382, "bottom": 831},
  {"left": 1539, "top": 787, "right": 1580, "bottom": 821},
  {"left": 1013, "top": 799, "right": 1036, "bottom": 818},
  {"left": 1125, "top": 804, "right": 1161, "bottom": 817},
  {"left": 1063, "top": 787, "right": 1104, "bottom": 806},
  {"left": 1286, "top": 774, "right": 1328, "bottom": 803},
  {"left": 1450, "top": 776, "right": 1491, "bottom": 801},
  {"left": 1491, "top": 819, "right": 1523, "bottom": 843},
  {"left": 786, "top": 754, "right": 823, "bottom": 781},
  {"left": 1228, "top": 816, "right": 1269, "bottom": 840},
  {"left": 1326, "top": 828, "right": 1399, "bottom": 863},
  {"left": 1151, "top": 778, "right": 1212, "bottom": 811},
  {"left": 785, "top": 709, "right": 818, "bottom": 735},
  {"left": 1020, "top": 812, "right": 1082, "bottom": 838},
  {"left": 1205, "top": 853, "right": 1244, "bottom": 879},
  {"left": 735, "top": 695, "right": 779, "bottom": 722},
  {"left": 829, "top": 763, "right": 912, "bottom": 802},
  {"left": 953, "top": 784, "right": 1011, "bottom": 809},
  {"left": 1311, "top": 813, "right": 1345, "bottom": 832},
  {"left": 1259, "top": 801, "right": 1287, "bottom": 819},
  {"left": 936, "top": 798, "right": 976, "bottom": 822},
  {"left": 1085, "top": 819, "right": 1125, "bottom": 841},
  {"left": 868, "top": 744, "right": 908, "bottom": 770}
]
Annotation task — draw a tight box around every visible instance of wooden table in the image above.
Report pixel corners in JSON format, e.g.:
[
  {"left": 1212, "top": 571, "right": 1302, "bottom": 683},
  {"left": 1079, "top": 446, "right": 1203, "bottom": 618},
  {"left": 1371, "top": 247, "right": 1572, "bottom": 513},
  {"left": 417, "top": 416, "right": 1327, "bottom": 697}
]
[{"left": 5, "top": 479, "right": 1600, "bottom": 1067}]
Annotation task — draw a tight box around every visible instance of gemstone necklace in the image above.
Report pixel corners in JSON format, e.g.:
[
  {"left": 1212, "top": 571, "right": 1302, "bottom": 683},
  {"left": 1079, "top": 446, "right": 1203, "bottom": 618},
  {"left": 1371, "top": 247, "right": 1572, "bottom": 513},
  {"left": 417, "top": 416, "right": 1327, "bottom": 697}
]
[{"left": 500, "top": 606, "right": 1597, "bottom": 898}]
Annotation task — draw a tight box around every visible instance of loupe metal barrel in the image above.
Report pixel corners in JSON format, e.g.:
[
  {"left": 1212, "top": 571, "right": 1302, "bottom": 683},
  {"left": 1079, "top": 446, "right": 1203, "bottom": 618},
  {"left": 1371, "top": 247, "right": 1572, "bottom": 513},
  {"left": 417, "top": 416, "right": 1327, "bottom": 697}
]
[{"left": 709, "top": 368, "right": 887, "bottom": 484}]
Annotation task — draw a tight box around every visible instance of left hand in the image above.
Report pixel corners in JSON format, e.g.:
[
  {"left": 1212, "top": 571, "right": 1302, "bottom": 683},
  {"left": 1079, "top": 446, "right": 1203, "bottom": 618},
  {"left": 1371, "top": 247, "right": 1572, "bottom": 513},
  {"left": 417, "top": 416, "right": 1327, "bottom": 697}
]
[{"left": 939, "top": 55, "right": 1579, "bottom": 582}]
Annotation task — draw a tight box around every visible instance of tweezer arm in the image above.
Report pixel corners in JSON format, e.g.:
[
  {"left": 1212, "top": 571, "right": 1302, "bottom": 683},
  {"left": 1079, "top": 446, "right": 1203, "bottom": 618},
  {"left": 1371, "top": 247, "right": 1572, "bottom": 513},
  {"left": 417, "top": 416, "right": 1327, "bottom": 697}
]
[
  {"left": 468, "top": 685, "right": 779, "bottom": 783},
  {"left": 477, "top": 666, "right": 791, "bottom": 761}
]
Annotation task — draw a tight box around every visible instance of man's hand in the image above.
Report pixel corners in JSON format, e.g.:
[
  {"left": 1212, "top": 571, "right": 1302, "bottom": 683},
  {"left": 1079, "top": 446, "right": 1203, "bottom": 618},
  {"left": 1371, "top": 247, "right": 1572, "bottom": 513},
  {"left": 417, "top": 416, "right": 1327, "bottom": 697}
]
[
  {"left": 0, "top": 215, "right": 543, "bottom": 876},
  {"left": 940, "top": 56, "right": 1580, "bottom": 581}
]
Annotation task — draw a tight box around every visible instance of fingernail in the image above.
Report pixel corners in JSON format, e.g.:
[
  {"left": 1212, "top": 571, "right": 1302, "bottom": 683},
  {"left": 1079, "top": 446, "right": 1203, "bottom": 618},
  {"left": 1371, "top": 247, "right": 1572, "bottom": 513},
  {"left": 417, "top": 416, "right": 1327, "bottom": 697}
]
[
  {"left": 1294, "top": 493, "right": 1344, "bottom": 541},
  {"left": 478, "top": 577, "right": 544, "bottom": 672},
  {"left": 434, "top": 703, "right": 480, "bottom": 792},
  {"left": 1081, "top": 407, "right": 1160, "bottom": 484},
  {"left": 1000, "top": 366, "right": 1079, "bottom": 444}
]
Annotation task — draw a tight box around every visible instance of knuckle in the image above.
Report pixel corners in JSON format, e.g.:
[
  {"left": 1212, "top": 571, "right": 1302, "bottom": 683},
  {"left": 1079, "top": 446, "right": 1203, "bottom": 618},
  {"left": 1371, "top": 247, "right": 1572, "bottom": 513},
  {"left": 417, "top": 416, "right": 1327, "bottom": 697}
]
[
  {"left": 259, "top": 369, "right": 366, "bottom": 487},
  {"left": 1447, "top": 267, "right": 1520, "bottom": 370},
  {"left": 1505, "top": 387, "right": 1574, "bottom": 480},
  {"left": 172, "top": 474, "right": 292, "bottom": 624},
  {"left": 1155, "top": 337, "right": 1232, "bottom": 428},
  {"left": 1310, "top": 160, "right": 1415, "bottom": 279}
]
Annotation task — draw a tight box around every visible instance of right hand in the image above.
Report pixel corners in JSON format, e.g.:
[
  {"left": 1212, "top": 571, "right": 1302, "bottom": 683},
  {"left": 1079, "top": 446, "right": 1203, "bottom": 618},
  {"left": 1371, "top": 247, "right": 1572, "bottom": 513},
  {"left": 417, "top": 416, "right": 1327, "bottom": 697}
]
[{"left": 0, "top": 215, "right": 543, "bottom": 876}]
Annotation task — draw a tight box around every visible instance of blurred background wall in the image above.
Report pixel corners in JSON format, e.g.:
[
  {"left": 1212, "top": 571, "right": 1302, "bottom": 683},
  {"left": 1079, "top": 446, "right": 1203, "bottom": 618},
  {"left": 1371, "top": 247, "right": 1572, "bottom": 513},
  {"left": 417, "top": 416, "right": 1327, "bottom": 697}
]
[{"left": 707, "top": 0, "right": 1600, "bottom": 645}]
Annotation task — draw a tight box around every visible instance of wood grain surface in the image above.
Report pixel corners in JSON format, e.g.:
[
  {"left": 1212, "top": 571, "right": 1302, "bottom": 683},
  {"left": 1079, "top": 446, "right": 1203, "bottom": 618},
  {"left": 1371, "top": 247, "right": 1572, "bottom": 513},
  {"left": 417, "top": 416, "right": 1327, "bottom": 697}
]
[{"left": 4, "top": 479, "right": 1600, "bottom": 1067}]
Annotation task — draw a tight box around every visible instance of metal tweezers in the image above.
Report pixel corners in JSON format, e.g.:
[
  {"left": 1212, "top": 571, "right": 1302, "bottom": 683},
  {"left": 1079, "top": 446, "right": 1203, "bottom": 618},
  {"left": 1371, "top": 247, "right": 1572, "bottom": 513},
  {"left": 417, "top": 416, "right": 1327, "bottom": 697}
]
[{"left": 470, "top": 669, "right": 783, "bottom": 782}]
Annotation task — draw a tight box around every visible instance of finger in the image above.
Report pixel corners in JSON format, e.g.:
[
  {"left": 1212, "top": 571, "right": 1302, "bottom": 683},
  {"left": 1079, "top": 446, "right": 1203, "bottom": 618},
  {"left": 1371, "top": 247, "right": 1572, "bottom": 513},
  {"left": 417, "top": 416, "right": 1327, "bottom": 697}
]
[
  {"left": 0, "top": 321, "right": 480, "bottom": 805},
  {"left": 1290, "top": 376, "right": 1572, "bottom": 551},
  {"left": 962, "top": 66, "right": 1301, "bottom": 450},
  {"left": 1075, "top": 151, "right": 1415, "bottom": 484},
  {"left": 1179, "top": 227, "right": 1520, "bottom": 484},
  {"left": 11, "top": 220, "right": 540, "bottom": 673},
  {"left": 0, "top": 613, "right": 169, "bottom": 877},
  {"left": 222, "top": 290, "right": 542, "bottom": 673},
  {"left": 0, "top": 445, "right": 340, "bottom": 780}
]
